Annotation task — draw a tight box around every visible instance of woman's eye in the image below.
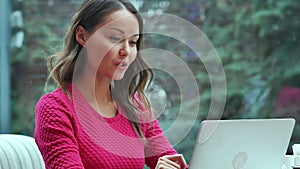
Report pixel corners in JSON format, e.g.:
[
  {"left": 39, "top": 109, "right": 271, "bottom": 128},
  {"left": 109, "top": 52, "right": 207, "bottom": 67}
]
[
  {"left": 129, "top": 41, "right": 137, "bottom": 46},
  {"left": 109, "top": 36, "right": 121, "bottom": 43}
]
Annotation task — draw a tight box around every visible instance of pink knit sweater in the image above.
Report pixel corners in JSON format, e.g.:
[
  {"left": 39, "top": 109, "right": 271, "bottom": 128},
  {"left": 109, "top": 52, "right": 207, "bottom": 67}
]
[{"left": 34, "top": 84, "right": 177, "bottom": 169}]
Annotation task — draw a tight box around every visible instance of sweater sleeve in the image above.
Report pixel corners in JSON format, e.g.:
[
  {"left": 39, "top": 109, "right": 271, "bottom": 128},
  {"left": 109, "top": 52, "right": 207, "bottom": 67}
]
[
  {"left": 144, "top": 119, "right": 177, "bottom": 169},
  {"left": 34, "top": 93, "right": 84, "bottom": 169}
]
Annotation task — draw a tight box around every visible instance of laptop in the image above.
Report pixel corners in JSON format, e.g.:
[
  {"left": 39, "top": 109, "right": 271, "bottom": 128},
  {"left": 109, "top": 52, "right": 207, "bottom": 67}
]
[{"left": 189, "top": 118, "right": 295, "bottom": 169}]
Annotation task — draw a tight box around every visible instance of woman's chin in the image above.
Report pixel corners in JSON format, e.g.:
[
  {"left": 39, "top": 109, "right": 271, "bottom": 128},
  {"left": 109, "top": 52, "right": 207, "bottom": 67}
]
[{"left": 112, "top": 73, "right": 125, "bottom": 81}]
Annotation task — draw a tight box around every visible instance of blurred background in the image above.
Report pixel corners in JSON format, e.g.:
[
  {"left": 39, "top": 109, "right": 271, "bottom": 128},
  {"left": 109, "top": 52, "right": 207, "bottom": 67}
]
[{"left": 1, "top": 0, "right": 300, "bottom": 165}]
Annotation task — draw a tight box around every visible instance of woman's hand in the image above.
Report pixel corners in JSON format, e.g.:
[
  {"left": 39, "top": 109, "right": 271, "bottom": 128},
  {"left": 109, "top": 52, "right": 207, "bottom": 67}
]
[{"left": 155, "top": 154, "right": 187, "bottom": 169}]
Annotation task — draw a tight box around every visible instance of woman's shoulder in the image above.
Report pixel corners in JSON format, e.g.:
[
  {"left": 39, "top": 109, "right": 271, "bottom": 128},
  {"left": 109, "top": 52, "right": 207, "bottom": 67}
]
[
  {"left": 35, "top": 86, "right": 73, "bottom": 114},
  {"left": 38, "top": 87, "right": 69, "bottom": 102},
  {"left": 34, "top": 86, "right": 78, "bottom": 137}
]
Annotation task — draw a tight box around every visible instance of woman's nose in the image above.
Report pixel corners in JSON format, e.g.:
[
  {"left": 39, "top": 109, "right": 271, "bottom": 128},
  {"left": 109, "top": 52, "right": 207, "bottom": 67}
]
[{"left": 119, "top": 42, "right": 130, "bottom": 58}]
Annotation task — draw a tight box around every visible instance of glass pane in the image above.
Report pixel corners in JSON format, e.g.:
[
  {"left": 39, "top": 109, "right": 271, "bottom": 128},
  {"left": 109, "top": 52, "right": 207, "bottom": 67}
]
[{"left": 8, "top": 0, "right": 300, "bottom": 165}]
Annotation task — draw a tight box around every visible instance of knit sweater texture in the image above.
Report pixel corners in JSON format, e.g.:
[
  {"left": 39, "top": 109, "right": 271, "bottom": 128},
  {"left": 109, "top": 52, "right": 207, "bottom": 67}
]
[{"left": 34, "top": 84, "right": 177, "bottom": 169}]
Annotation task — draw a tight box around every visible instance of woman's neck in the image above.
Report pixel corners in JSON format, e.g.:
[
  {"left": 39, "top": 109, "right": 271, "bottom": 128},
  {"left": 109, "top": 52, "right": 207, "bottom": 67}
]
[
  {"left": 76, "top": 72, "right": 111, "bottom": 99},
  {"left": 75, "top": 71, "right": 117, "bottom": 117}
]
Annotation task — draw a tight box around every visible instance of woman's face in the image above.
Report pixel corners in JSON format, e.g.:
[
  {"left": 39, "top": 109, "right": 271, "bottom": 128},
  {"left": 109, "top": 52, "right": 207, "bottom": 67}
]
[{"left": 82, "top": 9, "right": 139, "bottom": 81}]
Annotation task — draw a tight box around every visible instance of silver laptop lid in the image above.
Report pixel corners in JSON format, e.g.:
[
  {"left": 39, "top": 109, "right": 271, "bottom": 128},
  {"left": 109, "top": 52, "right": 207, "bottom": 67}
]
[{"left": 189, "top": 118, "right": 295, "bottom": 169}]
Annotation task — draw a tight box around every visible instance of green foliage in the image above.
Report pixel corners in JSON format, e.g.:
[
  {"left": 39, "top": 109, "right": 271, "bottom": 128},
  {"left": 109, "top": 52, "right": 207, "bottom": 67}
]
[
  {"left": 202, "top": 0, "right": 300, "bottom": 117},
  {"left": 142, "top": 0, "right": 300, "bottom": 161},
  {"left": 10, "top": 0, "right": 80, "bottom": 135}
]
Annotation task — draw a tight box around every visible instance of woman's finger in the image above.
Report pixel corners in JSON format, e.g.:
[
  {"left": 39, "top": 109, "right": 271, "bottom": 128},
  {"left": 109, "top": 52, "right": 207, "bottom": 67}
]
[
  {"left": 161, "top": 156, "right": 181, "bottom": 168},
  {"left": 156, "top": 156, "right": 181, "bottom": 169},
  {"left": 164, "top": 154, "right": 187, "bottom": 168},
  {"left": 157, "top": 163, "right": 175, "bottom": 169}
]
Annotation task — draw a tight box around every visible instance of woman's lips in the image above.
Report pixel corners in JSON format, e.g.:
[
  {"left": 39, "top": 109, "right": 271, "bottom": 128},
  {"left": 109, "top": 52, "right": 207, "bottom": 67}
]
[{"left": 115, "top": 61, "right": 128, "bottom": 71}]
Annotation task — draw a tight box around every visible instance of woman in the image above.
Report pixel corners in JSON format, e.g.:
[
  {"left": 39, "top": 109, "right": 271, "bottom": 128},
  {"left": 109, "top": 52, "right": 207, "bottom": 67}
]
[{"left": 34, "top": 0, "right": 187, "bottom": 168}]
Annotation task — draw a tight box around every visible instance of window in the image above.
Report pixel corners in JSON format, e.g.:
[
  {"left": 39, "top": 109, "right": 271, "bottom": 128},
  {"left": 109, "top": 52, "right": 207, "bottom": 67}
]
[{"left": 3, "top": 0, "right": 300, "bottom": 164}]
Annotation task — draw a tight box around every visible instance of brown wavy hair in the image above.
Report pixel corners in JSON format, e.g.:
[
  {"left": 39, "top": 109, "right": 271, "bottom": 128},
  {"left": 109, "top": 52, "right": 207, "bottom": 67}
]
[{"left": 46, "top": 0, "right": 153, "bottom": 139}]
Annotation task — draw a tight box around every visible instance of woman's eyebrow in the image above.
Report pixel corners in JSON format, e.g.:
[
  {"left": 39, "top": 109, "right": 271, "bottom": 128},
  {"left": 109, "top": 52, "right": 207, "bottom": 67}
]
[
  {"left": 110, "top": 27, "right": 125, "bottom": 34},
  {"left": 109, "top": 27, "right": 139, "bottom": 37},
  {"left": 132, "top": 34, "right": 139, "bottom": 37}
]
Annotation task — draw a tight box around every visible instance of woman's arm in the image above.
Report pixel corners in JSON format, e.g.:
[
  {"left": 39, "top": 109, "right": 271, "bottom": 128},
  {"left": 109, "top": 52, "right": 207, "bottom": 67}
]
[
  {"left": 144, "top": 119, "right": 186, "bottom": 169},
  {"left": 34, "top": 93, "right": 84, "bottom": 169}
]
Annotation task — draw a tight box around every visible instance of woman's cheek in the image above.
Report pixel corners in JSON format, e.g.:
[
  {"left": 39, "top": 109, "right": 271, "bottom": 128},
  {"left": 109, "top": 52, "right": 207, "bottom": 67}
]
[
  {"left": 85, "top": 32, "right": 112, "bottom": 59},
  {"left": 85, "top": 46, "right": 103, "bottom": 69},
  {"left": 130, "top": 49, "right": 137, "bottom": 62},
  {"left": 86, "top": 41, "right": 113, "bottom": 67}
]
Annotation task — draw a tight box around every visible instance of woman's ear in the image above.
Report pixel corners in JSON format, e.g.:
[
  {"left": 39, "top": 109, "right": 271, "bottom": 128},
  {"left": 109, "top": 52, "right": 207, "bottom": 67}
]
[{"left": 76, "top": 25, "right": 88, "bottom": 46}]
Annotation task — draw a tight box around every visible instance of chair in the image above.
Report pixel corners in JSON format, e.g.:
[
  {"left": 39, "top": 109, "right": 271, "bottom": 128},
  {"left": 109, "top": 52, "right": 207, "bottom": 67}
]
[{"left": 0, "top": 134, "right": 45, "bottom": 169}]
